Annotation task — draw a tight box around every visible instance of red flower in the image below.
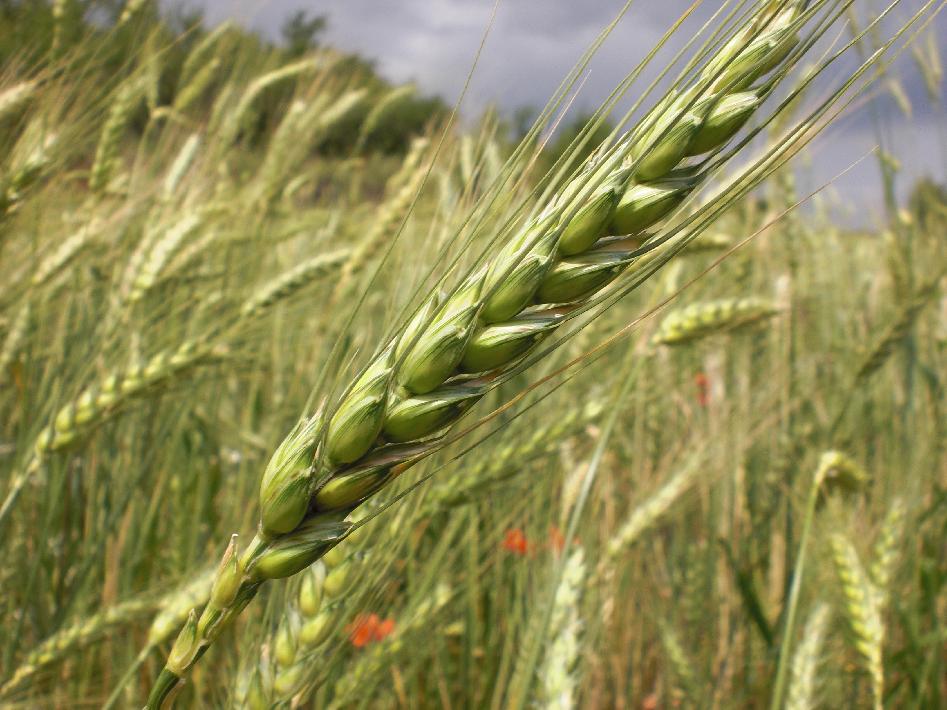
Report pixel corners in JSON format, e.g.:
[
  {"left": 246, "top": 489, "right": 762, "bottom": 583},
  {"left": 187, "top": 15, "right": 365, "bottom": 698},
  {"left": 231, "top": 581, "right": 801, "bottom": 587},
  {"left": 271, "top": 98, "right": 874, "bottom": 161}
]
[
  {"left": 694, "top": 371, "right": 710, "bottom": 407},
  {"left": 374, "top": 617, "right": 396, "bottom": 641},
  {"left": 348, "top": 613, "right": 397, "bottom": 647},
  {"left": 501, "top": 528, "right": 530, "bottom": 555}
]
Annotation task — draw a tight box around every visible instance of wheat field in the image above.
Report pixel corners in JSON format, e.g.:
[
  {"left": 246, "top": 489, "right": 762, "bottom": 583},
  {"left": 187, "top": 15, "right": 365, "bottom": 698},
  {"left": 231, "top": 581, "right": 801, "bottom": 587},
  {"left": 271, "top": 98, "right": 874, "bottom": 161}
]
[{"left": 0, "top": 0, "right": 945, "bottom": 708}]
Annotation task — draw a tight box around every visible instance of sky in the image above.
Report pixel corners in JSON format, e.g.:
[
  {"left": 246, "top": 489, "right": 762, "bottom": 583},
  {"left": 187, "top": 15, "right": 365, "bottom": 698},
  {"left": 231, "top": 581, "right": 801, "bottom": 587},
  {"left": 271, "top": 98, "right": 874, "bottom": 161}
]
[{"left": 171, "top": 0, "right": 945, "bottom": 224}]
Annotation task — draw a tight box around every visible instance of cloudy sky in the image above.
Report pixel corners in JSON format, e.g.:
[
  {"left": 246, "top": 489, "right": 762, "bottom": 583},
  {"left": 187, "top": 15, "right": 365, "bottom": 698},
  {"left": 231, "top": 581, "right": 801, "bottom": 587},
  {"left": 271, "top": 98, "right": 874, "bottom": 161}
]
[{"left": 176, "top": 0, "right": 944, "bottom": 223}]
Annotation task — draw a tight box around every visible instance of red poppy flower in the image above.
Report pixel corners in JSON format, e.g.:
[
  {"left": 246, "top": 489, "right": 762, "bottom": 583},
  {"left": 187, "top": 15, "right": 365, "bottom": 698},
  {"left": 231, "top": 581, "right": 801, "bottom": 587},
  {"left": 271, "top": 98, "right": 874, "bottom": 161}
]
[
  {"left": 348, "top": 613, "right": 381, "bottom": 648},
  {"left": 373, "top": 617, "right": 396, "bottom": 641},
  {"left": 501, "top": 528, "right": 529, "bottom": 555}
]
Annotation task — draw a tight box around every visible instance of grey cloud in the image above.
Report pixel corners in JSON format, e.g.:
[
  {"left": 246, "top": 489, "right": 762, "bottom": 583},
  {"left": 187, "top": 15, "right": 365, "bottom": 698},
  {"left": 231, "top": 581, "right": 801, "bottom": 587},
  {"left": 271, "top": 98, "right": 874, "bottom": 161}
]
[{"left": 174, "top": 0, "right": 945, "bottom": 221}]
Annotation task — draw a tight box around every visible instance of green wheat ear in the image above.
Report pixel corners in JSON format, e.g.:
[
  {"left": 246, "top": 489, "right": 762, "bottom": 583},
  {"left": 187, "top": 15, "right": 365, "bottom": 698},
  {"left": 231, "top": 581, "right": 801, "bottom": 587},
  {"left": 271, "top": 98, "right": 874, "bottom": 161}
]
[
  {"left": 140, "top": 3, "right": 916, "bottom": 704},
  {"left": 830, "top": 534, "right": 884, "bottom": 710},
  {"left": 785, "top": 603, "right": 831, "bottom": 710},
  {"left": 651, "top": 296, "right": 779, "bottom": 346}
]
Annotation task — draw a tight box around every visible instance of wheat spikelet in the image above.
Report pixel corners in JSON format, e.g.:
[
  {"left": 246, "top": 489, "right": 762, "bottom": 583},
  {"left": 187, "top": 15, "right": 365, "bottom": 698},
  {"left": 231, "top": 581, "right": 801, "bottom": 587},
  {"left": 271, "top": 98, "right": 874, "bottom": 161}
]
[
  {"left": 117, "top": 0, "right": 147, "bottom": 25},
  {"left": 911, "top": 31, "right": 943, "bottom": 102},
  {"left": 659, "top": 623, "right": 702, "bottom": 704},
  {"left": 142, "top": 6, "right": 836, "bottom": 701},
  {"left": 3, "top": 121, "right": 59, "bottom": 210},
  {"left": 259, "top": 88, "right": 368, "bottom": 205},
  {"left": 814, "top": 450, "right": 870, "bottom": 504},
  {"left": 239, "top": 249, "right": 351, "bottom": 322},
  {"left": 868, "top": 497, "right": 906, "bottom": 612},
  {"left": 829, "top": 534, "right": 884, "bottom": 710},
  {"left": 0, "top": 595, "right": 159, "bottom": 699},
  {"left": 145, "top": 572, "right": 216, "bottom": 647},
  {"left": 50, "top": 0, "right": 69, "bottom": 56},
  {"left": 35, "top": 339, "right": 225, "bottom": 454},
  {"left": 605, "top": 463, "right": 700, "bottom": 561},
  {"left": 172, "top": 58, "right": 222, "bottom": 115},
  {"left": 89, "top": 77, "right": 144, "bottom": 193},
  {"left": 0, "top": 340, "right": 226, "bottom": 526},
  {"left": 30, "top": 219, "right": 99, "bottom": 288},
  {"left": 179, "top": 21, "right": 235, "bottom": 88},
  {"left": 785, "top": 602, "right": 831, "bottom": 710},
  {"left": 422, "top": 400, "right": 602, "bottom": 514},
  {"left": 127, "top": 213, "right": 204, "bottom": 305},
  {"left": 254, "top": 507, "right": 378, "bottom": 705},
  {"left": 162, "top": 133, "right": 201, "bottom": 199},
  {"left": 651, "top": 296, "right": 779, "bottom": 346},
  {"left": 535, "top": 548, "right": 586, "bottom": 710}
]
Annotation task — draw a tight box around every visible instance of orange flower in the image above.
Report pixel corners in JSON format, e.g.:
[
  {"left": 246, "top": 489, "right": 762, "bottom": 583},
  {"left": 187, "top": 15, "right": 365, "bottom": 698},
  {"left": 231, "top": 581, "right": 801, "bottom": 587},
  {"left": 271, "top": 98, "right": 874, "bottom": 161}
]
[
  {"left": 348, "top": 613, "right": 380, "bottom": 648},
  {"left": 348, "top": 613, "right": 397, "bottom": 647},
  {"left": 501, "top": 528, "right": 529, "bottom": 555},
  {"left": 694, "top": 371, "right": 710, "bottom": 407},
  {"left": 374, "top": 617, "right": 396, "bottom": 641}
]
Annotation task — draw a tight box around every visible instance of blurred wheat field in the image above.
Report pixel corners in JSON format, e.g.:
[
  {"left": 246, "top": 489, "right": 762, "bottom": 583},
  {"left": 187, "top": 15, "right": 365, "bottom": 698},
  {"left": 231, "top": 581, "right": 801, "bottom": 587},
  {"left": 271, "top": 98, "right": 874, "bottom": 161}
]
[{"left": 0, "top": 0, "right": 945, "bottom": 708}]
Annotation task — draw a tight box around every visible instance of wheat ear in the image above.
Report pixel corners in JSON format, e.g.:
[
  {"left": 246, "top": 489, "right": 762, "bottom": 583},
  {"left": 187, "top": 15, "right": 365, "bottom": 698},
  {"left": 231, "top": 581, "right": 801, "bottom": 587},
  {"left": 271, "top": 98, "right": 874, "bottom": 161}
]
[
  {"left": 784, "top": 602, "right": 831, "bottom": 710},
  {"left": 830, "top": 534, "right": 884, "bottom": 710},
  {"left": 651, "top": 296, "right": 779, "bottom": 345},
  {"left": 534, "top": 547, "right": 586, "bottom": 710},
  {"left": 144, "top": 6, "right": 821, "bottom": 704}
]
